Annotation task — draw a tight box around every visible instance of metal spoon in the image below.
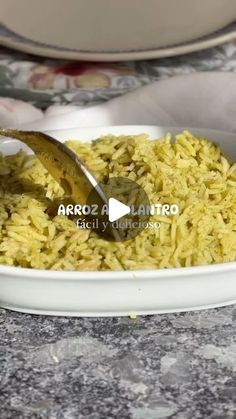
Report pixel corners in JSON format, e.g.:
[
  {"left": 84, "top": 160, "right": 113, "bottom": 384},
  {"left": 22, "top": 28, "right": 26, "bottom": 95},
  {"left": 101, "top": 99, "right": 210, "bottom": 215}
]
[
  {"left": 0, "top": 128, "right": 107, "bottom": 205},
  {"left": 0, "top": 128, "right": 123, "bottom": 242}
]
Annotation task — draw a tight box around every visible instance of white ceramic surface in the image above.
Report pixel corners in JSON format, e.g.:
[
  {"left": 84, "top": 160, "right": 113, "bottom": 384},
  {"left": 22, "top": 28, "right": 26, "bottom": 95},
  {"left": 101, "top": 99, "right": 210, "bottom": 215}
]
[
  {"left": 1, "top": 125, "right": 236, "bottom": 317},
  {"left": 1, "top": 0, "right": 236, "bottom": 56},
  {"left": 1, "top": 23, "right": 236, "bottom": 61}
]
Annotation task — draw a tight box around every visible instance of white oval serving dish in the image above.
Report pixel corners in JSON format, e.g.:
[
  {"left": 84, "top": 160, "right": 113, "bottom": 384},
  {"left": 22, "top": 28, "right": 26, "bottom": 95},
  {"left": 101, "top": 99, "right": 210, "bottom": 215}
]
[{"left": 1, "top": 125, "right": 236, "bottom": 317}]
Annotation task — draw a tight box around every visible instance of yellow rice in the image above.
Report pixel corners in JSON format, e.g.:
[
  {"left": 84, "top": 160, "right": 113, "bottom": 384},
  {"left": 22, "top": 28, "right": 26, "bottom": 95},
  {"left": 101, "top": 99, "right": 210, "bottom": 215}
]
[{"left": 1, "top": 130, "right": 236, "bottom": 270}]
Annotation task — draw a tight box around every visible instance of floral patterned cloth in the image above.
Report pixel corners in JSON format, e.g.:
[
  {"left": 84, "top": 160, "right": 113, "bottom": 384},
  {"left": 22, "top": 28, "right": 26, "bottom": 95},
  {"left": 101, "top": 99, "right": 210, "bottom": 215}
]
[{"left": 0, "top": 41, "right": 236, "bottom": 109}]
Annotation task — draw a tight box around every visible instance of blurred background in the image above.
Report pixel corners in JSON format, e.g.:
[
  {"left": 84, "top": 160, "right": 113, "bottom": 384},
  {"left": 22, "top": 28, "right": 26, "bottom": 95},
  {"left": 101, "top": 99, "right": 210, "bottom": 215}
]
[{"left": 0, "top": 0, "right": 236, "bottom": 128}]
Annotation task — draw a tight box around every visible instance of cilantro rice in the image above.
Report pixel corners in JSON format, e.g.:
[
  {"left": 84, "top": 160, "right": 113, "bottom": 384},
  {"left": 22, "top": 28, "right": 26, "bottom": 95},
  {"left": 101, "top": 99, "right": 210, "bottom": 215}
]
[{"left": 1, "top": 131, "right": 236, "bottom": 270}]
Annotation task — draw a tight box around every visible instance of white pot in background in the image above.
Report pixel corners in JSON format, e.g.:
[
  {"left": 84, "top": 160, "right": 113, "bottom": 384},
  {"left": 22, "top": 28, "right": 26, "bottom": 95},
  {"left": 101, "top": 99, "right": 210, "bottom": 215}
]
[{"left": 1, "top": 0, "right": 236, "bottom": 52}]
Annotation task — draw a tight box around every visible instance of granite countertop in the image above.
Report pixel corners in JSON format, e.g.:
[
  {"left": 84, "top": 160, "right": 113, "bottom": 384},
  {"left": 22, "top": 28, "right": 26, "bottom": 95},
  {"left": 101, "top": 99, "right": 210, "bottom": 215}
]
[{"left": 0, "top": 306, "right": 236, "bottom": 419}]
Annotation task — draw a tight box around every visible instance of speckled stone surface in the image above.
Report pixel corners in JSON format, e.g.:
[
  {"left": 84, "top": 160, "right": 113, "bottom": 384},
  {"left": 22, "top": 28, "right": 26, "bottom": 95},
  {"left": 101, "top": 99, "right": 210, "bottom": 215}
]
[{"left": 0, "top": 306, "right": 236, "bottom": 419}]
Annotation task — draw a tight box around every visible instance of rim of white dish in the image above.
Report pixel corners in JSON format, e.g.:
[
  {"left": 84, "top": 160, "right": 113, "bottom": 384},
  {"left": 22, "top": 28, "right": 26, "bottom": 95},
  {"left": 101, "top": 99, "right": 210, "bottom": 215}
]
[{"left": 0, "top": 260, "right": 236, "bottom": 279}]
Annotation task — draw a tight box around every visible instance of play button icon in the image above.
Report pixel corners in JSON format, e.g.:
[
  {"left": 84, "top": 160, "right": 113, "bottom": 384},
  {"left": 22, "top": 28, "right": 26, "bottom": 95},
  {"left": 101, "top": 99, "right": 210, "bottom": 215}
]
[
  {"left": 86, "top": 177, "right": 150, "bottom": 241},
  {"left": 108, "top": 198, "right": 130, "bottom": 222}
]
